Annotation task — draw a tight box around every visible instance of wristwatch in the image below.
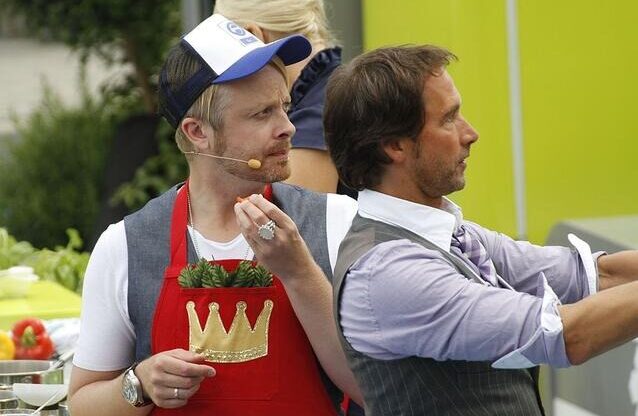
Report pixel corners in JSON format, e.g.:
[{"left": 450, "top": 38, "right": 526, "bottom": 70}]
[{"left": 122, "top": 362, "right": 152, "bottom": 407}]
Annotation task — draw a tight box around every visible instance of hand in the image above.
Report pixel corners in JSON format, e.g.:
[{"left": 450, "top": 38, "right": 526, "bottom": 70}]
[
  {"left": 134, "top": 349, "right": 215, "bottom": 409},
  {"left": 234, "top": 194, "right": 318, "bottom": 282}
]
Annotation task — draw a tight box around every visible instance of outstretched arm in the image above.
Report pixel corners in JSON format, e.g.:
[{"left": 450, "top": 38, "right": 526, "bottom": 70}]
[
  {"left": 597, "top": 251, "right": 638, "bottom": 290},
  {"left": 234, "top": 194, "right": 363, "bottom": 406},
  {"left": 560, "top": 278, "right": 638, "bottom": 364}
]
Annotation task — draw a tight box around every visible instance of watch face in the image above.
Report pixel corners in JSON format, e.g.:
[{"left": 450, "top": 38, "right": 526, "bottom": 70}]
[{"left": 122, "top": 372, "right": 138, "bottom": 404}]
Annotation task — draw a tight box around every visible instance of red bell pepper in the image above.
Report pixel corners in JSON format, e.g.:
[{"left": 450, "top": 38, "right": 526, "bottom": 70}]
[{"left": 11, "top": 318, "right": 54, "bottom": 360}]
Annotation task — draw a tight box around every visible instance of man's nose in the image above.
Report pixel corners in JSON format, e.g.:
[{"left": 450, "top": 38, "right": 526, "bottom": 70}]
[
  {"left": 277, "top": 113, "right": 295, "bottom": 140},
  {"left": 460, "top": 116, "right": 479, "bottom": 145}
]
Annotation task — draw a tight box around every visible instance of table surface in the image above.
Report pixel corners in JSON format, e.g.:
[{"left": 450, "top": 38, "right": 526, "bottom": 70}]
[
  {"left": 0, "top": 280, "right": 81, "bottom": 330},
  {"left": 561, "top": 214, "right": 638, "bottom": 249}
]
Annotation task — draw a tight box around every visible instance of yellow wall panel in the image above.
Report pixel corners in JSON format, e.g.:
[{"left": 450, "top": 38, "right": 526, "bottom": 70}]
[
  {"left": 519, "top": 0, "right": 638, "bottom": 242},
  {"left": 363, "top": 0, "right": 517, "bottom": 236}
]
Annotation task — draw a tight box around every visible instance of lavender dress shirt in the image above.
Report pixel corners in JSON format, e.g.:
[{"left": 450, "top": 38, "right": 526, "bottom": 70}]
[{"left": 339, "top": 190, "right": 603, "bottom": 369}]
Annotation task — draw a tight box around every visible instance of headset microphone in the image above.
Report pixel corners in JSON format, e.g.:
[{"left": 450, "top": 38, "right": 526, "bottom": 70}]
[
  {"left": 246, "top": 159, "right": 262, "bottom": 169},
  {"left": 184, "top": 151, "right": 262, "bottom": 169}
]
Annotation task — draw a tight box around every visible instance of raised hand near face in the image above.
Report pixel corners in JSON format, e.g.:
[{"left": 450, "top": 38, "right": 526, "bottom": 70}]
[{"left": 234, "top": 194, "right": 319, "bottom": 283}]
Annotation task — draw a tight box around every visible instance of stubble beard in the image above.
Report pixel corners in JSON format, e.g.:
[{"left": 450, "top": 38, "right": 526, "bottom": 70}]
[
  {"left": 414, "top": 158, "right": 466, "bottom": 200},
  {"left": 220, "top": 157, "right": 290, "bottom": 183},
  {"left": 212, "top": 136, "right": 291, "bottom": 183}
]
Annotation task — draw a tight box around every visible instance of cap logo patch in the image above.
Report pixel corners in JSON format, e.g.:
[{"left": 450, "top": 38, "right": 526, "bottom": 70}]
[{"left": 220, "top": 21, "right": 259, "bottom": 46}]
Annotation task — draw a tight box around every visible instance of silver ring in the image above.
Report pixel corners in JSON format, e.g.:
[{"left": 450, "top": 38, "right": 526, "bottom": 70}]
[
  {"left": 257, "top": 219, "right": 276, "bottom": 240},
  {"left": 173, "top": 387, "right": 180, "bottom": 400}
]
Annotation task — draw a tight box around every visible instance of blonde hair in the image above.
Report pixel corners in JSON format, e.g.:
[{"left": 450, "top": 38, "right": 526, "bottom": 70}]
[
  {"left": 174, "top": 84, "right": 227, "bottom": 153},
  {"left": 174, "top": 57, "right": 289, "bottom": 153},
  {"left": 215, "top": 0, "right": 336, "bottom": 47}
]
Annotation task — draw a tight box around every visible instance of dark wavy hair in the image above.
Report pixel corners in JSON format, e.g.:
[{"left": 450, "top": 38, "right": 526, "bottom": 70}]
[{"left": 324, "top": 45, "right": 457, "bottom": 190}]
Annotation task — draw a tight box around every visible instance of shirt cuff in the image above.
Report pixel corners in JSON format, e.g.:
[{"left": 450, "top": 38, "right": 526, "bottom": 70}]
[
  {"left": 567, "top": 233, "right": 599, "bottom": 296},
  {"left": 492, "top": 272, "right": 571, "bottom": 369}
]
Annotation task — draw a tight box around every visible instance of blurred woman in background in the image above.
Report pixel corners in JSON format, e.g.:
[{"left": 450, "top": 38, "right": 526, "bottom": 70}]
[{"left": 215, "top": 0, "right": 356, "bottom": 198}]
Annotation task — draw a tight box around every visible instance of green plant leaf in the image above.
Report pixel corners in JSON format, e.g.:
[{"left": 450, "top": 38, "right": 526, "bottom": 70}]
[
  {"left": 178, "top": 264, "right": 199, "bottom": 288},
  {"left": 253, "top": 264, "right": 273, "bottom": 287}
]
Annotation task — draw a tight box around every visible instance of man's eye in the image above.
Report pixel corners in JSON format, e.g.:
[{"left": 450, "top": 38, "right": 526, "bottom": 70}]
[
  {"left": 283, "top": 102, "right": 291, "bottom": 112},
  {"left": 256, "top": 108, "right": 272, "bottom": 117}
]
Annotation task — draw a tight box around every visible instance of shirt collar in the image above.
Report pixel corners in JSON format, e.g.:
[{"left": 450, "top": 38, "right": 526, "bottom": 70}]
[{"left": 357, "top": 189, "right": 464, "bottom": 252}]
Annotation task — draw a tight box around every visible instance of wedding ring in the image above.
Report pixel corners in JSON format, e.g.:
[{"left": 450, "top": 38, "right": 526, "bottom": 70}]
[
  {"left": 258, "top": 219, "right": 276, "bottom": 240},
  {"left": 173, "top": 387, "right": 180, "bottom": 400}
]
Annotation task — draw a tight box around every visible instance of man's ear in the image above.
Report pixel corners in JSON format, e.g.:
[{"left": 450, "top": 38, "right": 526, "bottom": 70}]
[
  {"left": 382, "top": 138, "right": 412, "bottom": 164},
  {"left": 244, "top": 23, "right": 266, "bottom": 42},
  {"left": 180, "top": 117, "right": 211, "bottom": 151}
]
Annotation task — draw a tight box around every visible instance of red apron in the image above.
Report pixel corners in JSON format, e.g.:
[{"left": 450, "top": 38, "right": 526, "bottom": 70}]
[{"left": 150, "top": 183, "right": 337, "bottom": 415}]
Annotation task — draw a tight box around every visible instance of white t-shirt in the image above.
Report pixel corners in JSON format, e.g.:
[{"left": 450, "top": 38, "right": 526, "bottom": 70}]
[{"left": 73, "top": 193, "right": 358, "bottom": 371}]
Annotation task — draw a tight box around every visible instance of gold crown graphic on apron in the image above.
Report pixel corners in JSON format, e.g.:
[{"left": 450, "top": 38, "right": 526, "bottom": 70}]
[{"left": 186, "top": 300, "right": 274, "bottom": 363}]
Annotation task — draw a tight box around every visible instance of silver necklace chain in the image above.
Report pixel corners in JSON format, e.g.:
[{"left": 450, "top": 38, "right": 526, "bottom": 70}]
[{"left": 187, "top": 190, "right": 252, "bottom": 262}]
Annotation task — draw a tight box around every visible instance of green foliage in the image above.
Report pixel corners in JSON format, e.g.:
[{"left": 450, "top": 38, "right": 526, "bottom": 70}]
[
  {"left": 232, "top": 261, "right": 255, "bottom": 288},
  {"left": 1, "top": 0, "right": 181, "bottom": 113},
  {"left": 111, "top": 121, "right": 188, "bottom": 211},
  {"left": 199, "top": 260, "right": 220, "bottom": 288},
  {"left": 178, "top": 264, "right": 201, "bottom": 289},
  {"left": 0, "top": 228, "right": 34, "bottom": 270},
  {"left": 178, "top": 260, "right": 273, "bottom": 289},
  {"left": 0, "top": 85, "right": 115, "bottom": 249},
  {"left": 24, "top": 229, "right": 90, "bottom": 293},
  {"left": 0, "top": 227, "right": 89, "bottom": 293},
  {"left": 1, "top": 0, "right": 186, "bottom": 229},
  {"left": 252, "top": 264, "right": 274, "bottom": 287}
]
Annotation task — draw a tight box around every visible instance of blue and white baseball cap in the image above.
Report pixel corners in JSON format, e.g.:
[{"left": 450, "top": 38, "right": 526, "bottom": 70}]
[{"left": 159, "top": 14, "right": 312, "bottom": 128}]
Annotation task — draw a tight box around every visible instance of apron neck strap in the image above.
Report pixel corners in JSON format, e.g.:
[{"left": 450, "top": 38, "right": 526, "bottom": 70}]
[{"left": 169, "top": 181, "right": 190, "bottom": 267}]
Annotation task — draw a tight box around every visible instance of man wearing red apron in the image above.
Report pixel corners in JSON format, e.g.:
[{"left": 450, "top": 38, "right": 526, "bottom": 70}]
[{"left": 69, "top": 13, "right": 362, "bottom": 416}]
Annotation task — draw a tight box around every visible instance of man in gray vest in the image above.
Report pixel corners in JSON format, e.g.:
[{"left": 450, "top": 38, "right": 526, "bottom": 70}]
[
  {"left": 68, "top": 14, "right": 361, "bottom": 415},
  {"left": 324, "top": 44, "right": 638, "bottom": 415}
]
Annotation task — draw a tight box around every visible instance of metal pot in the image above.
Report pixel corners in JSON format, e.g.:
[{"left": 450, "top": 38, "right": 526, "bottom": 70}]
[
  {"left": 0, "top": 350, "right": 73, "bottom": 389},
  {"left": 0, "top": 362, "right": 63, "bottom": 390}
]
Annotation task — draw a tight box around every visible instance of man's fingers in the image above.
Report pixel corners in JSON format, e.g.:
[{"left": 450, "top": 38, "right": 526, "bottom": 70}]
[
  {"left": 163, "top": 359, "right": 214, "bottom": 379},
  {"left": 234, "top": 202, "right": 256, "bottom": 232},
  {"left": 246, "top": 194, "right": 295, "bottom": 229},
  {"left": 154, "top": 384, "right": 201, "bottom": 409},
  {"left": 158, "top": 373, "right": 207, "bottom": 389},
  {"left": 161, "top": 350, "right": 215, "bottom": 378},
  {"left": 237, "top": 200, "right": 274, "bottom": 230},
  {"left": 163, "top": 384, "right": 200, "bottom": 400},
  {"left": 166, "top": 348, "right": 206, "bottom": 363}
]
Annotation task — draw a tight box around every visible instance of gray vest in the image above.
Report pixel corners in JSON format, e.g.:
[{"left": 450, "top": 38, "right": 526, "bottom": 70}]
[{"left": 334, "top": 215, "right": 544, "bottom": 416}]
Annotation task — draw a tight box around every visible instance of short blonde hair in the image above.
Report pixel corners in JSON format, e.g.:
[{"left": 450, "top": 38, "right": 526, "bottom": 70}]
[
  {"left": 215, "top": 0, "right": 336, "bottom": 47},
  {"left": 173, "top": 56, "right": 289, "bottom": 154},
  {"left": 174, "top": 85, "right": 227, "bottom": 153}
]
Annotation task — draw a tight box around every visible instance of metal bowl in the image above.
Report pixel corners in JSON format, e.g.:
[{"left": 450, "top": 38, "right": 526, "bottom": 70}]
[{"left": 0, "top": 362, "right": 63, "bottom": 390}]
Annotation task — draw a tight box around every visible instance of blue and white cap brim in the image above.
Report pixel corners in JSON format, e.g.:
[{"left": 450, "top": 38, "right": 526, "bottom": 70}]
[
  {"left": 183, "top": 14, "right": 311, "bottom": 84},
  {"left": 213, "top": 35, "right": 311, "bottom": 83}
]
